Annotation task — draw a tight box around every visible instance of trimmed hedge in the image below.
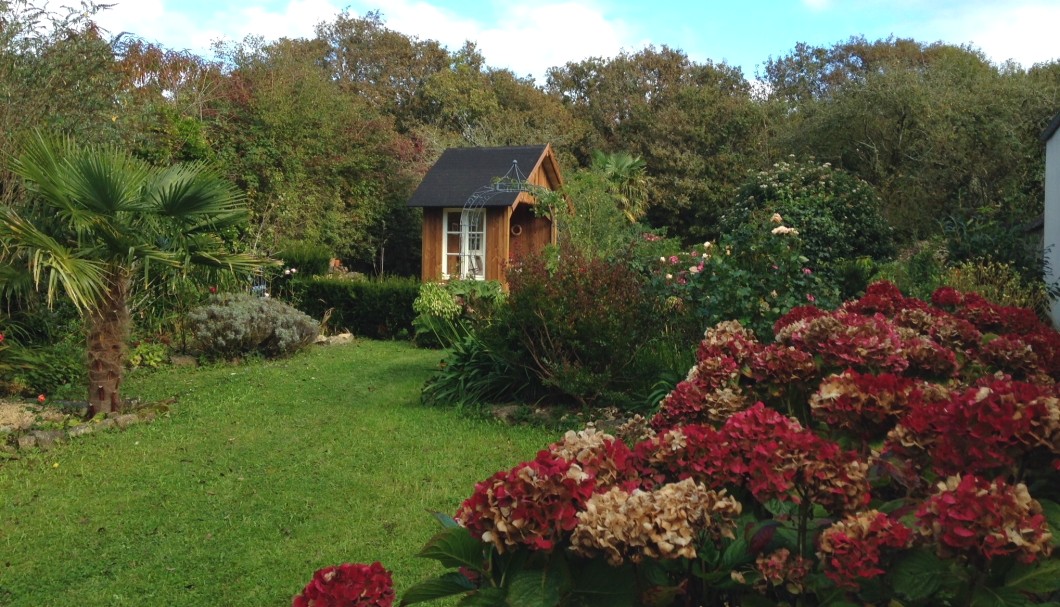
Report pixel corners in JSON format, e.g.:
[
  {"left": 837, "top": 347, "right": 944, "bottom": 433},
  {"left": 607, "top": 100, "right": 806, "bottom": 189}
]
[
  {"left": 275, "top": 241, "right": 333, "bottom": 276},
  {"left": 293, "top": 276, "right": 419, "bottom": 339}
]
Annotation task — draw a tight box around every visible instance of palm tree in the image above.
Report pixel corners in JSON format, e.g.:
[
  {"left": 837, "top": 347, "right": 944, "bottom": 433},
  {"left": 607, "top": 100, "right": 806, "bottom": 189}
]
[
  {"left": 590, "top": 150, "right": 650, "bottom": 223},
  {"left": 2, "top": 132, "right": 265, "bottom": 415}
]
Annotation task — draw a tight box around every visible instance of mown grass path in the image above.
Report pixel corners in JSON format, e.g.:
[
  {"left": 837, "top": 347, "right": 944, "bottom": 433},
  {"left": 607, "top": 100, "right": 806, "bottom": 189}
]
[{"left": 0, "top": 341, "right": 556, "bottom": 606}]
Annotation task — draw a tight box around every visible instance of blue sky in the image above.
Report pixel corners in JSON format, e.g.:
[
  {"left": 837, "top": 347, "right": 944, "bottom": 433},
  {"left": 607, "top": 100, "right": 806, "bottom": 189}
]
[{"left": 95, "top": 0, "right": 1060, "bottom": 83}]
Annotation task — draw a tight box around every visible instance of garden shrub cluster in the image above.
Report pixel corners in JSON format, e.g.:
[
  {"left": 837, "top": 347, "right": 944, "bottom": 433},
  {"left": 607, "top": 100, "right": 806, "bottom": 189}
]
[
  {"left": 412, "top": 280, "right": 506, "bottom": 349},
  {"left": 718, "top": 159, "right": 895, "bottom": 272},
  {"left": 276, "top": 241, "right": 334, "bottom": 277},
  {"left": 291, "top": 276, "right": 419, "bottom": 339},
  {"left": 648, "top": 213, "right": 836, "bottom": 340},
  {"left": 186, "top": 293, "right": 318, "bottom": 360},
  {"left": 382, "top": 282, "right": 1060, "bottom": 607},
  {"left": 501, "top": 251, "right": 668, "bottom": 407}
]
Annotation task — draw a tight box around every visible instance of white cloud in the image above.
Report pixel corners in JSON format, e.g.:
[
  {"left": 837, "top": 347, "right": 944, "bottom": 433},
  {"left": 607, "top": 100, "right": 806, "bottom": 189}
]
[
  {"left": 95, "top": 0, "right": 638, "bottom": 83},
  {"left": 928, "top": 2, "right": 1060, "bottom": 67},
  {"left": 354, "top": 0, "right": 638, "bottom": 82},
  {"left": 95, "top": 0, "right": 343, "bottom": 56}
]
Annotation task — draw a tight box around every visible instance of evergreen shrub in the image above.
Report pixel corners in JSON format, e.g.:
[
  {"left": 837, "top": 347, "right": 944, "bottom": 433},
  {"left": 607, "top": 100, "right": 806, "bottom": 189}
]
[
  {"left": 293, "top": 276, "right": 419, "bottom": 339},
  {"left": 275, "top": 241, "right": 334, "bottom": 276},
  {"left": 186, "top": 293, "right": 318, "bottom": 359}
]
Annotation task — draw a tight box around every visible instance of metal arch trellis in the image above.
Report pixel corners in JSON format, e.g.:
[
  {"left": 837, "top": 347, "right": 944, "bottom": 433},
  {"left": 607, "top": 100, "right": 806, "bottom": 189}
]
[
  {"left": 452, "top": 159, "right": 533, "bottom": 279},
  {"left": 462, "top": 159, "right": 532, "bottom": 210}
]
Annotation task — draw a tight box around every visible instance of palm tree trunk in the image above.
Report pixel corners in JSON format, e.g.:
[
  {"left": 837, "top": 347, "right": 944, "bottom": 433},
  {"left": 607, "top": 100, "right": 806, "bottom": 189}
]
[{"left": 86, "top": 271, "right": 129, "bottom": 416}]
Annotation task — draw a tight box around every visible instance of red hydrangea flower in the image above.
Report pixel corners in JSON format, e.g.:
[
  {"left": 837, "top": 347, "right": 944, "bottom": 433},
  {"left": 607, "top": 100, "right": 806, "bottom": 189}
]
[
  {"left": 810, "top": 371, "right": 918, "bottom": 439},
  {"left": 791, "top": 312, "right": 908, "bottom": 373},
  {"left": 978, "top": 335, "right": 1041, "bottom": 379},
  {"left": 818, "top": 510, "right": 913, "bottom": 590},
  {"left": 631, "top": 424, "right": 727, "bottom": 490},
  {"left": 886, "top": 378, "right": 1059, "bottom": 477},
  {"left": 1024, "top": 328, "right": 1060, "bottom": 379},
  {"left": 901, "top": 337, "right": 959, "bottom": 378},
  {"left": 548, "top": 428, "right": 635, "bottom": 489},
  {"left": 292, "top": 562, "right": 394, "bottom": 607},
  {"left": 714, "top": 404, "right": 871, "bottom": 513},
  {"left": 916, "top": 475, "right": 1053, "bottom": 564},
  {"left": 749, "top": 344, "right": 818, "bottom": 385},
  {"left": 773, "top": 305, "right": 826, "bottom": 339},
  {"left": 455, "top": 450, "right": 596, "bottom": 552},
  {"left": 931, "top": 287, "right": 964, "bottom": 308}
]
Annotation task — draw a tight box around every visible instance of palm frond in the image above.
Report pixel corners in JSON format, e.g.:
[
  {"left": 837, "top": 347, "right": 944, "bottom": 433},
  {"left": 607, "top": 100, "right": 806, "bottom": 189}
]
[
  {"left": 148, "top": 162, "right": 248, "bottom": 223},
  {"left": 0, "top": 208, "right": 107, "bottom": 312},
  {"left": 65, "top": 145, "right": 151, "bottom": 214}
]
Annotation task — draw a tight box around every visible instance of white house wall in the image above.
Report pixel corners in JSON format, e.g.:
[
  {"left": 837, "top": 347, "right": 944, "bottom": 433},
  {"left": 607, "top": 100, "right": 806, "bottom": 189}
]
[{"left": 1047, "top": 132, "right": 1060, "bottom": 328}]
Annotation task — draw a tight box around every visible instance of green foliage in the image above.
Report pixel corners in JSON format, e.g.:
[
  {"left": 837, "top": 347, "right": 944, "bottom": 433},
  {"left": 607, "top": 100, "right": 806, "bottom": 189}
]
[
  {"left": 545, "top": 46, "right": 766, "bottom": 243},
  {"left": 291, "top": 275, "right": 419, "bottom": 339},
  {"left": 538, "top": 170, "right": 641, "bottom": 259},
  {"left": 13, "top": 339, "right": 84, "bottom": 396},
  {"left": 186, "top": 293, "right": 318, "bottom": 360},
  {"left": 406, "top": 517, "right": 637, "bottom": 607},
  {"left": 501, "top": 251, "right": 667, "bottom": 407},
  {"left": 651, "top": 215, "right": 837, "bottom": 340},
  {"left": 872, "top": 242, "right": 948, "bottom": 301},
  {"left": 127, "top": 341, "right": 169, "bottom": 370},
  {"left": 275, "top": 241, "right": 333, "bottom": 277},
  {"left": 941, "top": 258, "right": 1050, "bottom": 312},
  {"left": 767, "top": 37, "right": 1058, "bottom": 243},
  {"left": 421, "top": 331, "right": 530, "bottom": 409},
  {"left": 412, "top": 280, "right": 506, "bottom": 349},
  {"left": 720, "top": 158, "right": 895, "bottom": 271},
  {"left": 941, "top": 212, "right": 1047, "bottom": 286}
]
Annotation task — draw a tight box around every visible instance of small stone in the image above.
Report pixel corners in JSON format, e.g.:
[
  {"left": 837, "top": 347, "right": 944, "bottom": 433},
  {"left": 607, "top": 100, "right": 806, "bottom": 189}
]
[
  {"left": 68, "top": 424, "right": 96, "bottom": 438},
  {"left": 327, "top": 333, "right": 355, "bottom": 346},
  {"left": 33, "top": 430, "right": 64, "bottom": 450},
  {"left": 139, "top": 412, "right": 156, "bottom": 423},
  {"left": 96, "top": 418, "right": 117, "bottom": 430},
  {"left": 170, "top": 355, "right": 198, "bottom": 367},
  {"left": 16, "top": 434, "right": 36, "bottom": 449},
  {"left": 314, "top": 335, "right": 328, "bottom": 344},
  {"left": 114, "top": 414, "right": 139, "bottom": 429}
]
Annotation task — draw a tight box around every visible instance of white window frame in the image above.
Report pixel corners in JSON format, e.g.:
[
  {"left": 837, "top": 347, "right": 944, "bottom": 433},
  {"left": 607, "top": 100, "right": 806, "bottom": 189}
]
[{"left": 441, "top": 208, "right": 487, "bottom": 280}]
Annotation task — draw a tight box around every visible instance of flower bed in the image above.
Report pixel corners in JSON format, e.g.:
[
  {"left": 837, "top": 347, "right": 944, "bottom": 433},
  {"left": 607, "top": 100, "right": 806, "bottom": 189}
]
[{"left": 297, "top": 282, "right": 1060, "bottom": 606}]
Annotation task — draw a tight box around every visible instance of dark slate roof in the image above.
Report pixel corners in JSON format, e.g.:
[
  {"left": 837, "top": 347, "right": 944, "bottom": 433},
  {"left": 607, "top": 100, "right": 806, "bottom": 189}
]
[
  {"left": 1042, "top": 112, "right": 1060, "bottom": 143},
  {"left": 407, "top": 145, "right": 548, "bottom": 208}
]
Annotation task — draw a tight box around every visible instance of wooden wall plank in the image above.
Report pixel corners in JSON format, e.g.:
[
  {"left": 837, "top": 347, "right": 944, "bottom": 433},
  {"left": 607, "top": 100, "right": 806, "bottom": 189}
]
[{"left": 421, "top": 208, "right": 442, "bottom": 281}]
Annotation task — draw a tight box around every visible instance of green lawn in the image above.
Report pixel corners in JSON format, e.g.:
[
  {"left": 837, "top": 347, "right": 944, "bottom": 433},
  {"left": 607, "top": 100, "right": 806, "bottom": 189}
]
[{"left": 0, "top": 341, "right": 556, "bottom": 606}]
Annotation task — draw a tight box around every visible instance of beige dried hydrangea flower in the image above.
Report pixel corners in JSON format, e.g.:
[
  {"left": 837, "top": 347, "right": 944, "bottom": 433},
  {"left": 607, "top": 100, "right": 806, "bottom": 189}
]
[
  {"left": 549, "top": 427, "right": 630, "bottom": 487},
  {"left": 571, "top": 479, "right": 742, "bottom": 566}
]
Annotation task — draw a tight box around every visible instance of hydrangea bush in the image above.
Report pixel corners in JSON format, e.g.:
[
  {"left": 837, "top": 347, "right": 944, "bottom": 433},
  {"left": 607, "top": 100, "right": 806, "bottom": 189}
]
[{"left": 395, "top": 282, "right": 1060, "bottom": 607}]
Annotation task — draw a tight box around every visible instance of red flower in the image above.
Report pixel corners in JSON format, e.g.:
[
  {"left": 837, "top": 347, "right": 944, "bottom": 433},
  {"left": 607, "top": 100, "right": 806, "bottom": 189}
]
[
  {"left": 37, "top": 394, "right": 46, "bottom": 403},
  {"left": 916, "top": 475, "right": 1052, "bottom": 564},
  {"left": 931, "top": 287, "right": 964, "bottom": 308},
  {"left": 818, "top": 510, "right": 913, "bottom": 590},
  {"left": 774, "top": 305, "right": 826, "bottom": 332},
  {"left": 886, "top": 378, "right": 1059, "bottom": 477},
  {"left": 209, "top": 285, "right": 217, "bottom": 294},
  {"left": 810, "top": 371, "right": 918, "bottom": 439},
  {"left": 292, "top": 562, "right": 394, "bottom": 607},
  {"left": 456, "top": 450, "right": 596, "bottom": 552}
]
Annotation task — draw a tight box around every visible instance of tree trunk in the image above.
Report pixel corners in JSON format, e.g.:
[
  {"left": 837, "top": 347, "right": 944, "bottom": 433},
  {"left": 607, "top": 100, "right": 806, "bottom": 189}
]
[{"left": 86, "top": 271, "right": 129, "bottom": 416}]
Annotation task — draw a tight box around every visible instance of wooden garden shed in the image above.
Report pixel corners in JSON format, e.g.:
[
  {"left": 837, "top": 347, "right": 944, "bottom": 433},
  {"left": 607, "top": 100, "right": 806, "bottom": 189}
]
[{"left": 408, "top": 144, "right": 563, "bottom": 284}]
